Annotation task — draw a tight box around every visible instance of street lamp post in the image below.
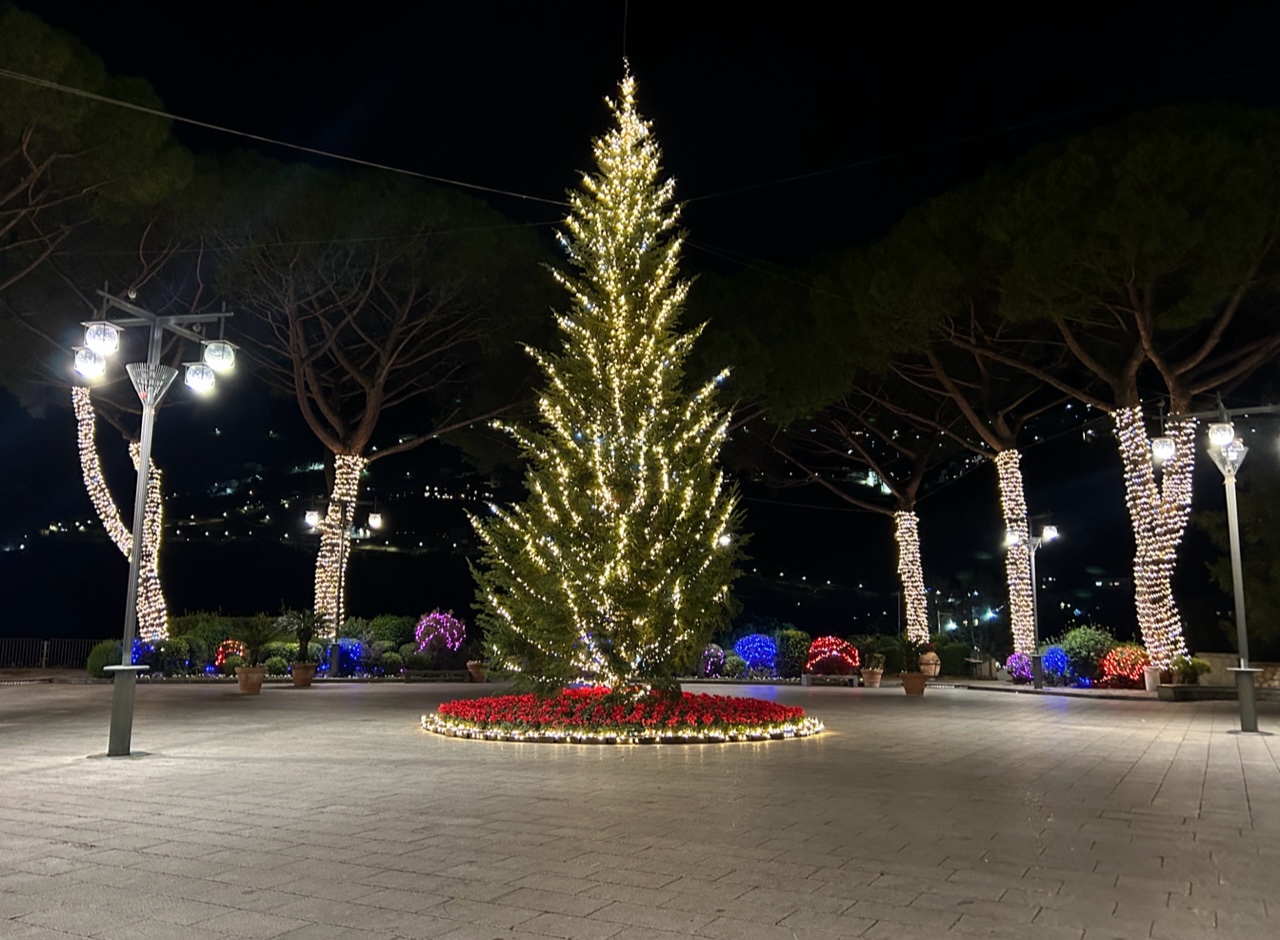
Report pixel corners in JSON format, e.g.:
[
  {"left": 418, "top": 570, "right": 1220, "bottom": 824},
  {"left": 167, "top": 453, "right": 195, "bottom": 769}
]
[
  {"left": 75, "top": 290, "right": 234, "bottom": 756},
  {"left": 1008, "top": 524, "right": 1058, "bottom": 689},
  {"left": 1206, "top": 421, "right": 1260, "bottom": 733}
]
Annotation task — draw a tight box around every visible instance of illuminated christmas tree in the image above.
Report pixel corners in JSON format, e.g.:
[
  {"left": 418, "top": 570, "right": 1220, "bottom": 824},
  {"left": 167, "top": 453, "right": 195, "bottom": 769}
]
[{"left": 471, "top": 71, "right": 740, "bottom": 693}]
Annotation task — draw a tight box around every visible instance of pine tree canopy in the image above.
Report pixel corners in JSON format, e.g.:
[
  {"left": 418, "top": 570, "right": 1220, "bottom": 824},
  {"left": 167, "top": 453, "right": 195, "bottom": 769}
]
[{"left": 470, "top": 71, "right": 741, "bottom": 693}]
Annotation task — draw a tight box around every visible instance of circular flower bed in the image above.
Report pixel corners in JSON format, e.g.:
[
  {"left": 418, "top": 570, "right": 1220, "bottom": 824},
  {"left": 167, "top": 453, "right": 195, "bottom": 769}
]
[{"left": 423, "top": 687, "right": 823, "bottom": 744}]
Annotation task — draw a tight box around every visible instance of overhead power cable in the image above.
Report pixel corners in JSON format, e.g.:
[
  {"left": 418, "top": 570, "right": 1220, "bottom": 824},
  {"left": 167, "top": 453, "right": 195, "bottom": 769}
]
[{"left": 0, "top": 67, "right": 570, "bottom": 208}]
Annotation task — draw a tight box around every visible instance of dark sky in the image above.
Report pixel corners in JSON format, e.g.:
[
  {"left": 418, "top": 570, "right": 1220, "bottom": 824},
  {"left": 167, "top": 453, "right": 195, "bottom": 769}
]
[
  {"left": 15, "top": 2, "right": 1280, "bottom": 261},
  {"left": 3, "top": 2, "right": 1277, "bottom": 642}
]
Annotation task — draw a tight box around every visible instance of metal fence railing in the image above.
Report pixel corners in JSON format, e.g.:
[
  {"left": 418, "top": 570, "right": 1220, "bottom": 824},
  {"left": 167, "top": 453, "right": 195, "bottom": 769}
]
[{"left": 0, "top": 638, "right": 103, "bottom": 670}]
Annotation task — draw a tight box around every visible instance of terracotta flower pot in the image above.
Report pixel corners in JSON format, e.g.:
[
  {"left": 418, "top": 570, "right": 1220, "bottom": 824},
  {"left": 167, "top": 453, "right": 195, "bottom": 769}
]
[
  {"left": 235, "top": 665, "right": 267, "bottom": 695},
  {"left": 861, "top": 669, "right": 883, "bottom": 688},
  {"left": 466, "top": 662, "right": 489, "bottom": 683},
  {"left": 901, "top": 672, "right": 928, "bottom": 696},
  {"left": 290, "top": 662, "right": 317, "bottom": 688}
]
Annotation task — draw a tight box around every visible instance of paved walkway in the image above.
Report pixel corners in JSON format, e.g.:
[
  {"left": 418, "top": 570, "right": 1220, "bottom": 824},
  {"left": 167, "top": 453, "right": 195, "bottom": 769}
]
[{"left": 1, "top": 681, "right": 1278, "bottom": 940}]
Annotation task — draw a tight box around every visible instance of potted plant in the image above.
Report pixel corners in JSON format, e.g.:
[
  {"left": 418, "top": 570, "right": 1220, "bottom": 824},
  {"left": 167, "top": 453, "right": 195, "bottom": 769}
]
[
  {"left": 278, "top": 609, "right": 321, "bottom": 688},
  {"left": 466, "top": 660, "right": 490, "bottom": 683},
  {"left": 899, "top": 637, "right": 929, "bottom": 696},
  {"left": 228, "top": 614, "right": 286, "bottom": 695},
  {"left": 861, "top": 651, "right": 886, "bottom": 688},
  {"left": 1170, "top": 655, "right": 1211, "bottom": 685}
]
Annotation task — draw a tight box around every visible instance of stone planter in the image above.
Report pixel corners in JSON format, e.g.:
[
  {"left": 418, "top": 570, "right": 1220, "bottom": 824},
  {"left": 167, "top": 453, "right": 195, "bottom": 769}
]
[
  {"left": 919, "top": 651, "right": 941, "bottom": 678},
  {"left": 466, "top": 662, "right": 490, "bottom": 683},
  {"left": 290, "top": 662, "right": 318, "bottom": 688},
  {"left": 235, "top": 665, "right": 267, "bottom": 695},
  {"left": 861, "top": 669, "right": 883, "bottom": 688},
  {"left": 901, "top": 672, "right": 928, "bottom": 696}
]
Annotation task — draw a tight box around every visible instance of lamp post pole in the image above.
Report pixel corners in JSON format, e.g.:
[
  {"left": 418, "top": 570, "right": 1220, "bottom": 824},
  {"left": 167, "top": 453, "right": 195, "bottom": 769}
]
[
  {"left": 81, "top": 290, "right": 234, "bottom": 757},
  {"left": 105, "top": 317, "right": 167, "bottom": 756},
  {"left": 1213, "top": 435, "right": 1259, "bottom": 733}
]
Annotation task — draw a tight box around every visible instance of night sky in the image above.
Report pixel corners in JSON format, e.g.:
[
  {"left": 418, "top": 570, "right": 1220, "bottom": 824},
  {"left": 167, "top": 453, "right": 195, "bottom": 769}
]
[{"left": 3, "top": 2, "right": 1279, "bottom": 644}]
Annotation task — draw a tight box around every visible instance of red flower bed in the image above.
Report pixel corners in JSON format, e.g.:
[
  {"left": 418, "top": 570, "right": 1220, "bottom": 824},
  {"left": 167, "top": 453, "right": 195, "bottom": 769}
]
[{"left": 423, "top": 687, "right": 823, "bottom": 743}]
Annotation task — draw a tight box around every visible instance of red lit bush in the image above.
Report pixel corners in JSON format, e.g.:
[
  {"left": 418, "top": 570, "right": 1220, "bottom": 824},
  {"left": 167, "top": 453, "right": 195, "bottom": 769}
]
[
  {"left": 805, "top": 636, "right": 859, "bottom": 675},
  {"left": 1099, "top": 643, "right": 1150, "bottom": 688}
]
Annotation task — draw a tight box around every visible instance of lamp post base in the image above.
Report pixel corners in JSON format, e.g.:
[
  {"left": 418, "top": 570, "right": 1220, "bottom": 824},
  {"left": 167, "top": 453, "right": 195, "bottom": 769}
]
[
  {"left": 1228, "top": 667, "right": 1262, "bottom": 733},
  {"left": 104, "top": 665, "right": 150, "bottom": 756}
]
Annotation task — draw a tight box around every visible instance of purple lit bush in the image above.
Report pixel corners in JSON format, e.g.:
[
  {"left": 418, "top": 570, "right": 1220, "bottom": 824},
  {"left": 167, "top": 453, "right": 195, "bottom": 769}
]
[
  {"left": 1006, "top": 651, "right": 1033, "bottom": 683},
  {"left": 700, "top": 643, "right": 725, "bottom": 678},
  {"left": 415, "top": 610, "right": 467, "bottom": 656}
]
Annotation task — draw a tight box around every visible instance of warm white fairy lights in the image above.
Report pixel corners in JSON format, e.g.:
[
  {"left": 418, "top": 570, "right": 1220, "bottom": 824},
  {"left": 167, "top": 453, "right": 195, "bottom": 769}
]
[
  {"left": 894, "top": 510, "right": 929, "bottom": 641},
  {"left": 1113, "top": 406, "right": 1192, "bottom": 666},
  {"left": 995, "top": 450, "right": 1036, "bottom": 653},
  {"left": 314, "top": 453, "right": 367, "bottom": 639},
  {"left": 421, "top": 713, "right": 823, "bottom": 744},
  {"left": 72, "top": 387, "right": 167, "bottom": 642},
  {"left": 470, "top": 71, "right": 739, "bottom": 689}
]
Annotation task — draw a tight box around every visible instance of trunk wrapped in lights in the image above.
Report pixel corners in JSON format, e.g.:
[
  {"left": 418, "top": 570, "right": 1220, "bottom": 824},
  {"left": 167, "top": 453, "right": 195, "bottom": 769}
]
[
  {"left": 72, "top": 387, "right": 168, "bottom": 642},
  {"left": 314, "top": 453, "right": 366, "bottom": 639},
  {"left": 894, "top": 510, "right": 930, "bottom": 642},
  {"left": 1113, "top": 406, "right": 1193, "bottom": 666},
  {"left": 995, "top": 450, "right": 1035, "bottom": 653}
]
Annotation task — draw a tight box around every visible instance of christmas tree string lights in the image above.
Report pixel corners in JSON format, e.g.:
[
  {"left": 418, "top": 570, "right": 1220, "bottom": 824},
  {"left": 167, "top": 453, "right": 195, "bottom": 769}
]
[
  {"left": 995, "top": 450, "right": 1035, "bottom": 653},
  {"left": 1113, "top": 407, "right": 1191, "bottom": 667},
  {"left": 894, "top": 510, "right": 929, "bottom": 641},
  {"left": 314, "top": 454, "right": 366, "bottom": 639},
  {"left": 470, "top": 71, "right": 740, "bottom": 692},
  {"left": 73, "top": 387, "right": 167, "bottom": 642}
]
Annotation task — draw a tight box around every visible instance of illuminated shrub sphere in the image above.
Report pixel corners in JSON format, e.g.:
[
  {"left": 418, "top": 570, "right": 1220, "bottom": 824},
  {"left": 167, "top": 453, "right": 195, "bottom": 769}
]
[
  {"left": 804, "top": 636, "right": 859, "bottom": 675},
  {"left": 733, "top": 634, "right": 777, "bottom": 672}
]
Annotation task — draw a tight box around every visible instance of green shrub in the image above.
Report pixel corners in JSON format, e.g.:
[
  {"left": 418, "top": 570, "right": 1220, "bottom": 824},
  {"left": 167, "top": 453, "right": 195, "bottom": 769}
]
[
  {"left": 371, "top": 614, "right": 416, "bottom": 647},
  {"left": 158, "top": 638, "right": 192, "bottom": 676},
  {"left": 86, "top": 640, "right": 121, "bottom": 678},
  {"left": 1171, "top": 655, "right": 1211, "bottom": 682},
  {"left": 340, "top": 617, "right": 373, "bottom": 643},
  {"left": 935, "top": 641, "right": 969, "bottom": 676},
  {"left": 261, "top": 641, "right": 293, "bottom": 661},
  {"left": 380, "top": 652, "right": 403, "bottom": 674},
  {"left": 402, "top": 652, "right": 432, "bottom": 671},
  {"left": 723, "top": 653, "right": 746, "bottom": 678},
  {"left": 1058, "top": 625, "right": 1116, "bottom": 678},
  {"left": 398, "top": 642, "right": 418, "bottom": 660},
  {"left": 222, "top": 655, "right": 244, "bottom": 675},
  {"left": 170, "top": 612, "right": 233, "bottom": 652},
  {"left": 263, "top": 656, "right": 288, "bottom": 676},
  {"left": 173, "top": 633, "right": 212, "bottom": 668},
  {"left": 880, "top": 641, "right": 905, "bottom": 675},
  {"left": 774, "top": 629, "right": 811, "bottom": 678}
]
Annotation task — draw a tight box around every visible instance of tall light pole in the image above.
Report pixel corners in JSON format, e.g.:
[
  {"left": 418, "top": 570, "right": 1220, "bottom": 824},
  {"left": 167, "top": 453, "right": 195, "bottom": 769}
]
[
  {"left": 75, "top": 289, "right": 234, "bottom": 756},
  {"left": 1007, "top": 524, "right": 1057, "bottom": 688},
  {"left": 1206, "top": 421, "right": 1260, "bottom": 733},
  {"left": 1150, "top": 400, "right": 1280, "bottom": 734}
]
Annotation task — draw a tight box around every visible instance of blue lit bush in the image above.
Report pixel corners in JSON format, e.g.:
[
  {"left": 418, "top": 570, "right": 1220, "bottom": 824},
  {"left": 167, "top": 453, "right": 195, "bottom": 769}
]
[
  {"left": 733, "top": 634, "right": 777, "bottom": 673},
  {"left": 1041, "top": 645, "right": 1069, "bottom": 677}
]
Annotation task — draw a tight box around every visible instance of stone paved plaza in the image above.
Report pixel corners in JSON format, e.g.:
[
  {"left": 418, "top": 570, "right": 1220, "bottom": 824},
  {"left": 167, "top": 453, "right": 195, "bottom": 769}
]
[{"left": 1, "top": 680, "right": 1278, "bottom": 940}]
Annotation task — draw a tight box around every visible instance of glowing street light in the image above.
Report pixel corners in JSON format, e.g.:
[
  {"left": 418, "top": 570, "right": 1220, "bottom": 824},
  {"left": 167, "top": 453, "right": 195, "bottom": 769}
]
[
  {"left": 1007, "top": 522, "right": 1058, "bottom": 689},
  {"left": 77, "top": 292, "right": 234, "bottom": 757}
]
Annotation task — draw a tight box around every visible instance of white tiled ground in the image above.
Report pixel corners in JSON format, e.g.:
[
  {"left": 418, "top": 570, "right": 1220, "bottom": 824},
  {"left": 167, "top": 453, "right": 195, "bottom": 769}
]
[{"left": 1, "top": 681, "right": 1277, "bottom": 939}]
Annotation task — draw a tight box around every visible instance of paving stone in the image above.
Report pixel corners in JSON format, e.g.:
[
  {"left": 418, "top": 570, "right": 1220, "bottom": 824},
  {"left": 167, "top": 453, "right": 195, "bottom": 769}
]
[{"left": 1, "top": 684, "right": 1277, "bottom": 940}]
